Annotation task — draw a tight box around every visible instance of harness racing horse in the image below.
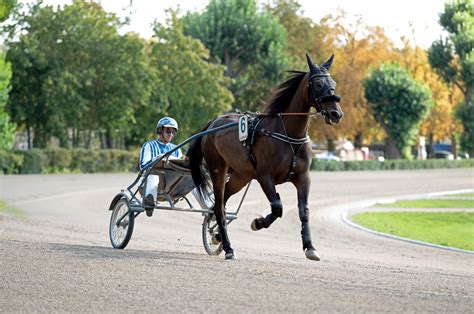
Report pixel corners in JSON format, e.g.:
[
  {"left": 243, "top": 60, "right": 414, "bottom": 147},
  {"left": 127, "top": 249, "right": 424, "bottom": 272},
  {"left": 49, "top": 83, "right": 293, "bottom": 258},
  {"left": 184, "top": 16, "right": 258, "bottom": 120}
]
[{"left": 188, "top": 53, "right": 343, "bottom": 260}]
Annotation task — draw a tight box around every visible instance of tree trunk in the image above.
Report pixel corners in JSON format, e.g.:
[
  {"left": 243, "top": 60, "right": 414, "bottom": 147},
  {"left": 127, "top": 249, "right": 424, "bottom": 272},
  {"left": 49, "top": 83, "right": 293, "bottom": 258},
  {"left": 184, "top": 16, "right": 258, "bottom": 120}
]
[
  {"left": 86, "top": 129, "right": 93, "bottom": 149},
  {"left": 27, "top": 121, "right": 31, "bottom": 149},
  {"left": 354, "top": 132, "right": 363, "bottom": 149},
  {"left": 33, "top": 126, "right": 47, "bottom": 148},
  {"left": 428, "top": 133, "right": 435, "bottom": 159},
  {"left": 327, "top": 138, "right": 335, "bottom": 153},
  {"left": 71, "top": 128, "right": 76, "bottom": 148},
  {"left": 385, "top": 137, "right": 401, "bottom": 159},
  {"left": 105, "top": 129, "right": 113, "bottom": 149},
  {"left": 451, "top": 134, "right": 458, "bottom": 159}
]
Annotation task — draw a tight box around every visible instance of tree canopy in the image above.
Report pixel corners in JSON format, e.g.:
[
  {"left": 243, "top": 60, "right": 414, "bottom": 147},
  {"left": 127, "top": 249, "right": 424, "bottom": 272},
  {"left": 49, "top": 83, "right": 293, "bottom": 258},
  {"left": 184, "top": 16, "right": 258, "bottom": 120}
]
[
  {"left": 0, "top": 51, "right": 16, "bottom": 149},
  {"left": 6, "top": 0, "right": 153, "bottom": 148},
  {"left": 147, "top": 13, "right": 233, "bottom": 142},
  {"left": 182, "top": 0, "right": 289, "bottom": 110},
  {"left": 364, "top": 63, "right": 433, "bottom": 159},
  {"left": 0, "top": 0, "right": 16, "bottom": 22},
  {"left": 428, "top": 0, "right": 473, "bottom": 154}
]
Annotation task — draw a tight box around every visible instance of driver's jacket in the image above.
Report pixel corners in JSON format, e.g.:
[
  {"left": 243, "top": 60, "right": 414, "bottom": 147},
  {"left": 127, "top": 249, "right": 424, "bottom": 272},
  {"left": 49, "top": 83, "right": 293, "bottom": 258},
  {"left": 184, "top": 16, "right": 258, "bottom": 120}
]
[{"left": 139, "top": 139, "right": 182, "bottom": 170}]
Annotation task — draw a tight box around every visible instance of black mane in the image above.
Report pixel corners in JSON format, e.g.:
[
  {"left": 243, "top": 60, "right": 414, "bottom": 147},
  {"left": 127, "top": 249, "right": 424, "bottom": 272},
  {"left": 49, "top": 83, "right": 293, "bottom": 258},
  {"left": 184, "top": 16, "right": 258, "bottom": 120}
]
[{"left": 263, "top": 71, "right": 306, "bottom": 114}]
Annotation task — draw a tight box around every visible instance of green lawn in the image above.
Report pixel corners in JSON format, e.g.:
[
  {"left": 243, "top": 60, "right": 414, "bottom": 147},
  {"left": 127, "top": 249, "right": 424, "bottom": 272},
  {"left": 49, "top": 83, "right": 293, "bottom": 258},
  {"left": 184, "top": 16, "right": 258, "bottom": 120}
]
[
  {"left": 352, "top": 211, "right": 474, "bottom": 251},
  {"left": 377, "top": 199, "right": 473, "bottom": 208},
  {"left": 447, "top": 192, "right": 474, "bottom": 197}
]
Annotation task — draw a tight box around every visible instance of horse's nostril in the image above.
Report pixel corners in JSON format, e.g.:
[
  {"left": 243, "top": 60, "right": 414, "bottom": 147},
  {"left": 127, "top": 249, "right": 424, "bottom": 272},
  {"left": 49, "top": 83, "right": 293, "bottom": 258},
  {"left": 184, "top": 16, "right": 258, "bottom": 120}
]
[{"left": 329, "top": 111, "right": 341, "bottom": 120}]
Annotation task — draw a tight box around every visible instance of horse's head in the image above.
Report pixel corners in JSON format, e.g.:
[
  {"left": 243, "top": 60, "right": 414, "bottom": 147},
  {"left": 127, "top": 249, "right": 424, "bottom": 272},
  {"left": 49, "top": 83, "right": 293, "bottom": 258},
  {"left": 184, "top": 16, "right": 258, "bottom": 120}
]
[{"left": 306, "top": 53, "right": 343, "bottom": 125}]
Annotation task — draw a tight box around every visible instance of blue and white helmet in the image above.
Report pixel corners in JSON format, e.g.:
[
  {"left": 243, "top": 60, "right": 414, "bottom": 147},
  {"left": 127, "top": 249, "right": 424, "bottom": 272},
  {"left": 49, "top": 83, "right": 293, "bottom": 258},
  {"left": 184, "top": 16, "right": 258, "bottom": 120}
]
[{"left": 156, "top": 117, "right": 179, "bottom": 134}]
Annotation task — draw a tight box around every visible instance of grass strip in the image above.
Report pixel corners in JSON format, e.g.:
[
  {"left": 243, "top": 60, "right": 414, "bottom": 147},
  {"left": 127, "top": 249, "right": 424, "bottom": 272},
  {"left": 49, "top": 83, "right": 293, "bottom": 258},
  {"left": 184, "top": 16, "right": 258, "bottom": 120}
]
[
  {"left": 377, "top": 199, "right": 473, "bottom": 208},
  {"left": 447, "top": 193, "right": 474, "bottom": 197},
  {"left": 352, "top": 211, "right": 474, "bottom": 251}
]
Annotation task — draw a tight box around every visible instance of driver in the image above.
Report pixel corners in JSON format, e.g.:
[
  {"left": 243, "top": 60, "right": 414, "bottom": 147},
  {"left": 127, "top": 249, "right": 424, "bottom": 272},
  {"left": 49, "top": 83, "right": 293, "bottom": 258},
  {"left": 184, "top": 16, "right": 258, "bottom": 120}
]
[
  {"left": 139, "top": 117, "right": 182, "bottom": 217},
  {"left": 139, "top": 117, "right": 212, "bottom": 217}
]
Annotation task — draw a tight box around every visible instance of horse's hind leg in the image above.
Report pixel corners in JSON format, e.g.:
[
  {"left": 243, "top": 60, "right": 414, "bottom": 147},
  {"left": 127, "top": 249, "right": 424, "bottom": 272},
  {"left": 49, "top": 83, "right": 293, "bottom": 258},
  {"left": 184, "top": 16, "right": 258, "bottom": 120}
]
[
  {"left": 294, "top": 172, "right": 320, "bottom": 261},
  {"left": 251, "top": 175, "right": 282, "bottom": 231},
  {"left": 207, "top": 160, "right": 235, "bottom": 259}
]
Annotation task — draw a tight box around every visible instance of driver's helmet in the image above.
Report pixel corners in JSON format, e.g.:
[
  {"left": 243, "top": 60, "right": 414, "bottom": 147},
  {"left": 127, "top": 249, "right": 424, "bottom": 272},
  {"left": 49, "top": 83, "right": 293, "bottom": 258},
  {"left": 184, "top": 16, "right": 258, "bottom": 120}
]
[{"left": 156, "top": 117, "right": 179, "bottom": 134}]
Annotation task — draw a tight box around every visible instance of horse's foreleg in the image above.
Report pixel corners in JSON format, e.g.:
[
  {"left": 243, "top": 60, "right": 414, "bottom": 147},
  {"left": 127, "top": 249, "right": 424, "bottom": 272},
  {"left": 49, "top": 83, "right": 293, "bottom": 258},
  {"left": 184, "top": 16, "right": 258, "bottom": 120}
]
[
  {"left": 295, "top": 173, "right": 320, "bottom": 261},
  {"left": 251, "top": 175, "right": 281, "bottom": 231}
]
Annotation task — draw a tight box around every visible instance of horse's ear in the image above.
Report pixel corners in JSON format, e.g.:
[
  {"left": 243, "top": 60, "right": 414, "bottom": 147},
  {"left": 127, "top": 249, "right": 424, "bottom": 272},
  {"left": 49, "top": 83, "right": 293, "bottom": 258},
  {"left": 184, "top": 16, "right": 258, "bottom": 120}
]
[
  {"left": 306, "top": 52, "right": 319, "bottom": 73},
  {"left": 321, "top": 54, "right": 335, "bottom": 71}
]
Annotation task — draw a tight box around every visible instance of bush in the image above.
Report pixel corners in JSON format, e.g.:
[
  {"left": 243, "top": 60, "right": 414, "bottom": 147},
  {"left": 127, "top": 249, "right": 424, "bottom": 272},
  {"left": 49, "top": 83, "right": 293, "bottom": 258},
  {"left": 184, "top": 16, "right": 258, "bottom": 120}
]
[
  {"left": 0, "top": 149, "right": 23, "bottom": 174},
  {"left": 0, "top": 148, "right": 139, "bottom": 174},
  {"left": 44, "top": 148, "right": 72, "bottom": 172},
  {"left": 16, "top": 149, "right": 49, "bottom": 174},
  {"left": 311, "top": 158, "right": 474, "bottom": 171}
]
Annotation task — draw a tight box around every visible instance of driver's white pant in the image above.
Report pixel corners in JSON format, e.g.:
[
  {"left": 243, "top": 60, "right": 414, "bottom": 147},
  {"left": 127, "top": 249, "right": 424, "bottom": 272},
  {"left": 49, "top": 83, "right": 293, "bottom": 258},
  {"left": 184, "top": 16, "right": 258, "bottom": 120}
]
[
  {"left": 145, "top": 175, "right": 159, "bottom": 201},
  {"left": 145, "top": 174, "right": 213, "bottom": 209}
]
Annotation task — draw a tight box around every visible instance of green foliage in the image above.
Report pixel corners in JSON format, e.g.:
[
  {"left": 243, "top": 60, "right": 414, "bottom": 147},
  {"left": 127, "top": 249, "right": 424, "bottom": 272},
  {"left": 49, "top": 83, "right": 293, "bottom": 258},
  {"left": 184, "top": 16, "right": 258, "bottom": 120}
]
[
  {"left": 0, "top": 0, "right": 16, "bottom": 22},
  {"left": 148, "top": 13, "right": 233, "bottom": 141},
  {"left": 364, "top": 63, "right": 433, "bottom": 159},
  {"left": 0, "top": 51, "right": 16, "bottom": 150},
  {"left": 0, "top": 148, "right": 23, "bottom": 174},
  {"left": 352, "top": 211, "right": 474, "bottom": 251},
  {"left": 429, "top": 0, "right": 473, "bottom": 154},
  {"left": 0, "top": 148, "right": 138, "bottom": 174},
  {"left": 5, "top": 0, "right": 153, "bottom": 148},
  {"left": 310, "top": 158, "right": 474, "bottom": 171},
  {"left": 16, "top": 149, "right": 49, "bottom": 174},
  {"left": 456, "top": 96, "right": 474, "bottom": 153},
  {"left": 182, "top": 0, "right": 289, "bottom": 110}
]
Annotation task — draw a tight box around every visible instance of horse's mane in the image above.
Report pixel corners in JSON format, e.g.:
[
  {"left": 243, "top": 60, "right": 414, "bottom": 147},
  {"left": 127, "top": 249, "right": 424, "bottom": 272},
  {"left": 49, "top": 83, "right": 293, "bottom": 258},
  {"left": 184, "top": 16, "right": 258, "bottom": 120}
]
[{"left": 263, "top": 71, "right": 307, "bottom": 114}]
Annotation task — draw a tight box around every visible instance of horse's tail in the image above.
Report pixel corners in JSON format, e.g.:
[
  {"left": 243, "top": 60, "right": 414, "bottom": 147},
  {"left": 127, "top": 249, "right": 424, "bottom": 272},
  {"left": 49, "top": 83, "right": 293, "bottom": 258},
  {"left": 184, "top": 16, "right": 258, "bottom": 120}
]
[{"left": 187, "top": 121, "right": 213, "bottom": 197}]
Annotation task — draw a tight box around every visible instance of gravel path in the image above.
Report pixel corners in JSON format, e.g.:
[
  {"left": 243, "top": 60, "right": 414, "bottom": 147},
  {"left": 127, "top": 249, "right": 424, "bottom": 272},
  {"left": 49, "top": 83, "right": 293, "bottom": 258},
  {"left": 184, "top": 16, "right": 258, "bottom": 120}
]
[{"left": 1, "top": 169, "right": 473, "bottom": 312}]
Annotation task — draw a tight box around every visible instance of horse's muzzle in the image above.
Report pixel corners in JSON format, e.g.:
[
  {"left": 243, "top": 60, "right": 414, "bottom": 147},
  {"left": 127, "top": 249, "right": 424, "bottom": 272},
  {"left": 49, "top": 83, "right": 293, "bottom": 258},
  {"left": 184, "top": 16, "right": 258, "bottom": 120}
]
[{"left": 325, "top": 109, "right": 344, "bottom": 125}]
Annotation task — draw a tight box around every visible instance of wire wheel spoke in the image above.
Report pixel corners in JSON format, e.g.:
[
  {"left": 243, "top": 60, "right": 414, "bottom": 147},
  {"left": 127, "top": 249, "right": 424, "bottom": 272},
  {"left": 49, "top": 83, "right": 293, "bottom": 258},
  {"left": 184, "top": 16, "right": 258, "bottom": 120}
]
[{"left": 109, "top": 198, "right": 134, "bottom": 249}]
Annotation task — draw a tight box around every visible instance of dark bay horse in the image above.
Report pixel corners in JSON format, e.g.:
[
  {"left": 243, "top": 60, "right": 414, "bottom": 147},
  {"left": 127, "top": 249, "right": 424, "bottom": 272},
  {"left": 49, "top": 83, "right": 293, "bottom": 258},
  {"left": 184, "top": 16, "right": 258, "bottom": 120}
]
[{"left": 188, "top": 53, "right": 343, "bottom": 260}]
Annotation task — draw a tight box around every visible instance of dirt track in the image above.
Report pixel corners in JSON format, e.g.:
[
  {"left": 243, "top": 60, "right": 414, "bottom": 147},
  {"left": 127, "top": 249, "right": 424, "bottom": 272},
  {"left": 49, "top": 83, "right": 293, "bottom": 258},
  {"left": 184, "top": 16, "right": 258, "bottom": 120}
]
[{"left": 1, "top": 169, "right": 473, "bottom": 312}]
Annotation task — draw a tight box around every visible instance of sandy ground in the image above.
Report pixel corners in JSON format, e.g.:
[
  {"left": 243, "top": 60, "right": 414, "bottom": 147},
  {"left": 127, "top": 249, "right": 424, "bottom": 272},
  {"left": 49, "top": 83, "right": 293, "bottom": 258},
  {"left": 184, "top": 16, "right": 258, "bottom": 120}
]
[{"left": 0, "top": 169, "right": 473, "bottom": 312}]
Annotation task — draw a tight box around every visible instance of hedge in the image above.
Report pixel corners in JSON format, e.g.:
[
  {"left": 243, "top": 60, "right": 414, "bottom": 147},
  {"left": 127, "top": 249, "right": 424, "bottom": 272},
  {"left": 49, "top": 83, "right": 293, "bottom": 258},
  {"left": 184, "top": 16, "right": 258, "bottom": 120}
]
[
  {"left": 0, "top": 149, "right": 473, "bottom": 174},
  {"left": 0, "top": 149, "right": 139, "bottom": 174},
  {"left": 310, "top": 159, "right": 474, "bottom": 171}
]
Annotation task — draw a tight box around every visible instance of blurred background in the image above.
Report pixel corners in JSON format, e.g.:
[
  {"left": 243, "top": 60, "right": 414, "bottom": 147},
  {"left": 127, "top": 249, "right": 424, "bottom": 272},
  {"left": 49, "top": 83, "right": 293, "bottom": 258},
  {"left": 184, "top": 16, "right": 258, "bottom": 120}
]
[{"left": 0, "top": 0, "right": 472, "bottom": 174}]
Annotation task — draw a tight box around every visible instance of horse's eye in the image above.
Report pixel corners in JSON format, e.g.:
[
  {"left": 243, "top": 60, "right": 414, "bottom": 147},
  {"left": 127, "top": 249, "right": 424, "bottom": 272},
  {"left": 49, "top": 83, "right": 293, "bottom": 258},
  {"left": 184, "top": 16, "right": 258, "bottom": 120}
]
[{"left": 314, "top": 80, "right": 324, "bottom": 89}]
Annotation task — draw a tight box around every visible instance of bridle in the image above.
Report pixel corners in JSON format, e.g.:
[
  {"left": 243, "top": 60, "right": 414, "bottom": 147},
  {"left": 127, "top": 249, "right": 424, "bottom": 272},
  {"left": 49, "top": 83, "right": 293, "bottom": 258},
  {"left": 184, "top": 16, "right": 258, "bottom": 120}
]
[{"left": 307, "top": 72, "right": 341, "bottom": 115}]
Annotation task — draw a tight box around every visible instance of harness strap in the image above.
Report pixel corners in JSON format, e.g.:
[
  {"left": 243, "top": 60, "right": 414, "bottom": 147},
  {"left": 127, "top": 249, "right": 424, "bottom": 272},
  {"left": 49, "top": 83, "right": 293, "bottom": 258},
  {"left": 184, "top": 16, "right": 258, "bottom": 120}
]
[
  {"left": 259, "top": 129, "right": 310, "bottom": 145},
  {"left": 242, "top": 114, "right": 309, "bottom": 180}
]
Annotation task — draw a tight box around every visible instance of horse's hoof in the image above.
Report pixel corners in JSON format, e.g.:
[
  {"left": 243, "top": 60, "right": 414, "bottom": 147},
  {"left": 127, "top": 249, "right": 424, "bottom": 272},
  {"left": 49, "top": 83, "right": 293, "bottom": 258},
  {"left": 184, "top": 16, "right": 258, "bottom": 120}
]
[
  {"left": 250, "top": 216, "right": 262, "bottom": 231},
  {"left": 305, "top": 249, "right": 321, "bottom": 261},
  {"left": 225, "top": 252, "right": 236, "bottom": 260}
]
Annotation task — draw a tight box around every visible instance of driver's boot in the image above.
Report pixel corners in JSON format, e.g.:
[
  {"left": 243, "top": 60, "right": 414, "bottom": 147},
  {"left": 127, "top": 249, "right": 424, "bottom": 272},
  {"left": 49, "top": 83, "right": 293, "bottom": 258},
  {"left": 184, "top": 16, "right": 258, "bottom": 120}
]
[{"left": 144, "top": 194, "right": 155, "bottom": 217}]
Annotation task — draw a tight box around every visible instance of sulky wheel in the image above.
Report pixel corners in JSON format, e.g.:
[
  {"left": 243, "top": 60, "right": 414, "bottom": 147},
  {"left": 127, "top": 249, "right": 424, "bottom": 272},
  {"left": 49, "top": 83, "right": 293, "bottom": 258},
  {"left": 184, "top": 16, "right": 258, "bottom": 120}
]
[
  {"left": 109, "top": 198, "right": 135, "bottom": 249},
  {"left": 202, "top": 214, "right": 223, "bottom": 256}
]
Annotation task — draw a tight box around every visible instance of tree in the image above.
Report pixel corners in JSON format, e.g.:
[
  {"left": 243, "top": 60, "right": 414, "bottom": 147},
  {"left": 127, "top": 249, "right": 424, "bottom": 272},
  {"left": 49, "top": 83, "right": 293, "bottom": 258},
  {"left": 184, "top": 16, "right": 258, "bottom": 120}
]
[
  {"left": 305, "top": 11, "right": 396, "bottom": 148},
  {"left": 5, "top": 0, "right": 153, "bottom": 148},
  {"left": 147, "top": 13, "right": 234, "bottom": 141},
  {"left": 399, "top": 43, "right": 463, "bottom": 157},
  {"left": 265, "top": 0, "right": 327, "bottom": 70},
  {"left": 182, "top": 0, "right": 288, "bottom": 110},
  {"left": 364, "top": 63, "right": 433, "bottom": 159},
  {"left": 0, "top": 51, "right": 16, "bottom": 150},
  {"left": 428, "top": 0, "right": 473, "bottom": 155},
  {"left": 0, "top": 0, "right": 16, "bottom": 22}
]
